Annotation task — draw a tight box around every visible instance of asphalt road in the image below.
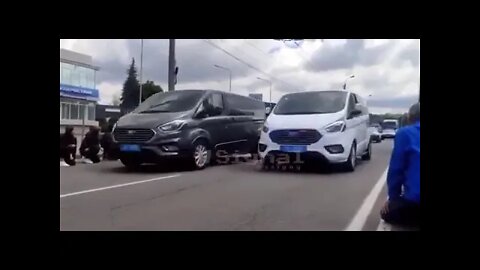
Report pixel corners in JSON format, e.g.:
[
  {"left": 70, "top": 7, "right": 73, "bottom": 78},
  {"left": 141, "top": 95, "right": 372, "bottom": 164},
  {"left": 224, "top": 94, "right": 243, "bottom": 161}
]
[{"left": 60, "top": 140, "right": 394, "bottom": 231}]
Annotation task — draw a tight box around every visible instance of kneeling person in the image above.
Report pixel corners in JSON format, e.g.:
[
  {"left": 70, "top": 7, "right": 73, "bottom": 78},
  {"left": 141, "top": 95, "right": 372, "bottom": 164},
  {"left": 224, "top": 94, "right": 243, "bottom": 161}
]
[
  {"left": 80, "top": 126, "right": 102, "bottom": 164},
  {"left": 60, "top": 126, "right": 77, "bottom": 166}
]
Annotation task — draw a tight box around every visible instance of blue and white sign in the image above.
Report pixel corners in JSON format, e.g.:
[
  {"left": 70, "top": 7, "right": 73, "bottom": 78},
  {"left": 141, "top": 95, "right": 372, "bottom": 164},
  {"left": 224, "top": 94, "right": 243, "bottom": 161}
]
[{"left": 60, "top": 84, "right": 99, "bottom": 101}]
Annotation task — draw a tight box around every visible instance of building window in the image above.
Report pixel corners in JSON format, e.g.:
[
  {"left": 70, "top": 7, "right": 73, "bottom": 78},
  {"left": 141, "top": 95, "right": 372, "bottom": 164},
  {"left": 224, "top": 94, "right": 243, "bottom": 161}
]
[
  {"left": 61, "top": 103, "right": 70, "bottom": 119},
  {"left": 88, "top": 104, "right": 95, "bottom": 120},
  {"left": 71, "top": 104, "right": 80, "bottom": 119},
  {"left": 60, "top": 101, "right": 96, "bottom": 121},
  {"left": 60, "top": 62, "right": 96, "bottom": 89}
]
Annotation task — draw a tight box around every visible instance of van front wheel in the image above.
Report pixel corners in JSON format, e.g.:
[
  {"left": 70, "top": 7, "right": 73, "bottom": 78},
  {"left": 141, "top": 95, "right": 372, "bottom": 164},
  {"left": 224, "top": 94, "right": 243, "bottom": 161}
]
[
  {"left": 191, "top": 140, "right": 211, "bottom": 170},
  {"left": 362, "top": 142, "right": 372, "bottom": 161},
  {"left": 342, "top": 143, "right": 356, "bottom": 172}
]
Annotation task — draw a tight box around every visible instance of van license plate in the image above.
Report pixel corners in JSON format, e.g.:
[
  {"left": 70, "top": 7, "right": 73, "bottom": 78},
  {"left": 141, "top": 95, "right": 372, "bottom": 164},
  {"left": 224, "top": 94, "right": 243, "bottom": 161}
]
[
  {"left": 280, "top": 145, "right": 307, "bottom": 153},
  {"left": 120, "top": 144, "right": 141, "bottom": 152}
]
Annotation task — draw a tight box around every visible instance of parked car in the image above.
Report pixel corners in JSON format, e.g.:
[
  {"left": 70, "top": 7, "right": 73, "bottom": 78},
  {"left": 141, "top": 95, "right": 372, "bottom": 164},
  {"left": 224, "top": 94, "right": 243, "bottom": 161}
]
[
  {"left": 113, "top": 90, "right": 266, "bottom": 169},
  {"left": 381, "top": 119, "right": 399, "bottom": 139},
  {"left": 258, "top": 90, "right": 371, "bottom": 172},
  {"left": 369, "top": 123, "right": 383, "bottom": 143}
]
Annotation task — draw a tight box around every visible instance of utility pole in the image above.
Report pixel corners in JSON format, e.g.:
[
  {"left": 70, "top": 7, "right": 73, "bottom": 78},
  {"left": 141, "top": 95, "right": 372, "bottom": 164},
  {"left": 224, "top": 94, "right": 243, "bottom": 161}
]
[
  {"left": 139, "top": 39, "right": 144, "bottom": 105},
  {"left": 168, "top": 39, "right": 176, "bottom": 91}
]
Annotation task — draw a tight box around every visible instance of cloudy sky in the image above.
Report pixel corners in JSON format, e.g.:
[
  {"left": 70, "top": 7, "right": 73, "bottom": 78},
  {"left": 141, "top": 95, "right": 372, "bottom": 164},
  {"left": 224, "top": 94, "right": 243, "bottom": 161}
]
[{"left": 59, "top": 39, "right": 420, "bottom": 114}]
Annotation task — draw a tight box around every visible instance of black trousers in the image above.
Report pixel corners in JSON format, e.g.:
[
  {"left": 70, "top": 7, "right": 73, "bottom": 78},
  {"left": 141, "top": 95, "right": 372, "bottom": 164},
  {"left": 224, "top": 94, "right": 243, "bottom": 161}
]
[
  {"left": 381, "top": 198, "right": 420, "bottom": 228},
  {"left": 60, "top": 146, "right": 76, "bottom": 166},
  {"left": 80, "top": 145, "right": 101, "bottom": 163}
]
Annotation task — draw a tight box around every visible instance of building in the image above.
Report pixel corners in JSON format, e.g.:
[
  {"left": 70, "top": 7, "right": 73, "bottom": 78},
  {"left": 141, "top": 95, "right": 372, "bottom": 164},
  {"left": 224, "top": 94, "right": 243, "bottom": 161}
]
[
  {"left": 95, "top": 104, "right": 122, "bottom": 131},
  {"left": 60, "top": 49, "right": 100, "bottom": 145}
]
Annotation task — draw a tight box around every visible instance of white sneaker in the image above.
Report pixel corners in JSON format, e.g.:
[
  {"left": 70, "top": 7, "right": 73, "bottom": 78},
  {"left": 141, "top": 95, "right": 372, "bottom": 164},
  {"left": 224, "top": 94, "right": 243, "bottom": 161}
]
[
  {"left": 60, "top": 161, "right": 70, "bottom": 167},
  {"left": 82, "top": 158, "right": 93, "bottom": 164}
]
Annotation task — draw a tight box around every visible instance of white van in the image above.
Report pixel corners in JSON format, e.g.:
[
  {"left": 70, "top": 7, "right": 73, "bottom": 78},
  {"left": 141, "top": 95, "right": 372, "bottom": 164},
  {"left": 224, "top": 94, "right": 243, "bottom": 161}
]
[
  {"left": 258, "top": 90, "right": 371, "bottom": 171},
  {"left": 381, "top": 119, "right": 399, "bottom": 139}
]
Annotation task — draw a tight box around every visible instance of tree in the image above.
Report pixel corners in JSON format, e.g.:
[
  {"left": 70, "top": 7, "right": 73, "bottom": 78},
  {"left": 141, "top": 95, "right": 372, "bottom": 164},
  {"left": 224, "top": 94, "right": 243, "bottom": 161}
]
[
  {"left": 141, "top": 80, "right": 163, "bottom": 102},
  {"left": 120, "top": 58, "right": 140, "bottom": 114}
]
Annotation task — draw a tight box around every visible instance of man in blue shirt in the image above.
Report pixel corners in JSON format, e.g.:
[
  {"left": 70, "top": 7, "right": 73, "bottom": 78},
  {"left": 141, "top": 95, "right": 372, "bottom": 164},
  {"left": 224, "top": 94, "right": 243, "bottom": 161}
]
[{"left": 381, "top": 102, "right": 420, "bottom": 227}]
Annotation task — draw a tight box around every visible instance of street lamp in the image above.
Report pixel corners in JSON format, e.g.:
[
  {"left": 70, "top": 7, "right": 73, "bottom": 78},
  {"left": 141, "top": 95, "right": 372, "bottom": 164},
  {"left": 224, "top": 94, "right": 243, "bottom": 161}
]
[
  {"left": 257, "top": 77, "right": 272, "bottom": 102},
  {"left": 213, "top": 64, "right": 232, "bottom": 92},
  {"left": 343, "top": 75, "right": 355, "bottom": 90}
]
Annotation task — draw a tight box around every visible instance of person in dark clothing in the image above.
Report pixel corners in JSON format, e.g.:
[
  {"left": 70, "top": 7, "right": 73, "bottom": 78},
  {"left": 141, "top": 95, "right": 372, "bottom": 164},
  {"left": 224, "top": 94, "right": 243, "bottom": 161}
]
[
  {"left": 80, "top": 126, "right": 102, "bottom": 164},
  {"left": 100, "top": 124, "right": 115, "bottom": 160},
  {"left": 60, "top": 126, "right": 77, "bottom": 166},
  {"left": 381, "top": 102, "right": 420, "bottom": 228}
]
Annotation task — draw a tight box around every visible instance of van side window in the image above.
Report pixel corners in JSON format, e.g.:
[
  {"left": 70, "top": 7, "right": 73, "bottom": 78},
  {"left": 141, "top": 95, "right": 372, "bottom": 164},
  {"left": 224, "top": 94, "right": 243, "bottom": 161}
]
[
  {"left": 353, "top": 94, "right": 359, "bottom": 104},
  {"left": 348, "top": 94, "right": 356, "bottom": 113},
  {"left": 205, "top": 93, "right": 224, "bottom": 117}
]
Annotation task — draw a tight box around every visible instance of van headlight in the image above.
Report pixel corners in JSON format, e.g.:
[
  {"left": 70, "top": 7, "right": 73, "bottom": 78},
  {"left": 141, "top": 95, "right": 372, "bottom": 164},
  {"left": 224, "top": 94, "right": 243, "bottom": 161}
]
[
  {"left": 262, "top": 124, "right": 269, "bottom": 133},
  {"left": 325, "top": 121, "right": 346, "bottom": 133},
  {"left": 158, "top": 120, "right": 186, "bottom": 132}
]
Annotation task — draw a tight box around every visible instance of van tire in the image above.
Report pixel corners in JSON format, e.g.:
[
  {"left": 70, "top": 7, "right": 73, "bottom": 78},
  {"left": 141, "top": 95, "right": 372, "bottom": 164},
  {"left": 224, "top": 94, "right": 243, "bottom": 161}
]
[
  {"left": 190, "top": 140, "right": 211, "bottom": 170},
  {"left": 362, "top": 141, "right": 372, "bottom": 161},
  {"left": 342, "top": 142, "right": 356, "bottom": 172}
]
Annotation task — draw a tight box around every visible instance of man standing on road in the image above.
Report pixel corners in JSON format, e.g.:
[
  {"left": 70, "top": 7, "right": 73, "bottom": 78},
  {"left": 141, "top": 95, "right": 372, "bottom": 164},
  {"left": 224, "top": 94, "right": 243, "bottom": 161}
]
[
  {"left": 381, "top": 102, "right": 420, "bottom": 228},
  {"left": 80, "top": 126, "right": 102, "bottom": 164},
  {"left": 60, "top": 126, "right": 77, "bottom": 166}
]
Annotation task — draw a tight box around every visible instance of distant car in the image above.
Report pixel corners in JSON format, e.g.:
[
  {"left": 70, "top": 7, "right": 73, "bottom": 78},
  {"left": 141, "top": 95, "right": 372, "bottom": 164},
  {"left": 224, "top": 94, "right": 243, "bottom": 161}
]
[
  {"left": 369, "top": 124, "right": 382, "bottom": 143},
  {"left": 381, "top": 119, "right": 399, "bottom": 139}
]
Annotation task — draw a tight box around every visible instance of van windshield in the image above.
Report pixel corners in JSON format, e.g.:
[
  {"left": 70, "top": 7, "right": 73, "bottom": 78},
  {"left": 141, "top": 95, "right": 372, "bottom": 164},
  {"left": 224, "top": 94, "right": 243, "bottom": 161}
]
[
  {"left": 134, "top": 90, "right": 205, "bottom": 113},
  {"left": 274, "top": 91, "right": 347, "bottom": 115},
  {"left": 382, "top": 121, "right": 398, "bottom": 129}
]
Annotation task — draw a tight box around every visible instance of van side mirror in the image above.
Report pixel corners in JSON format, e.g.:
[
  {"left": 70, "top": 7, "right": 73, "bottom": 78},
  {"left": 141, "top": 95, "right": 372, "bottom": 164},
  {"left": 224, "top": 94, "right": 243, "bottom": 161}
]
[
  {"left": 195, "top": 109, "right": 208, "bottom": 119},
  {"left": 348, "top": 109, "right": 362, "bottom": 119}
]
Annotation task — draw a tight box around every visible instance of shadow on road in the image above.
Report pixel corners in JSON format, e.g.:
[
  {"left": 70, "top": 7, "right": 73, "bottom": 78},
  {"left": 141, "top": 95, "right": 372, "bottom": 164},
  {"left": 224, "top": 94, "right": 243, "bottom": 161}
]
[
  {"left": 254, "top": 158, "right": 369, "bottom": 175},
  {"left": 106, "top": 163, "right": 192, "bottom": 174}
]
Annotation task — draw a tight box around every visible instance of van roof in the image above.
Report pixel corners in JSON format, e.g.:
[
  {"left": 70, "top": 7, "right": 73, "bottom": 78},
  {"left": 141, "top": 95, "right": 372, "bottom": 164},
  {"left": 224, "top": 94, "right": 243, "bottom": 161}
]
[{"left": 176, "top": 89, "right": 265, "bottom": 102}]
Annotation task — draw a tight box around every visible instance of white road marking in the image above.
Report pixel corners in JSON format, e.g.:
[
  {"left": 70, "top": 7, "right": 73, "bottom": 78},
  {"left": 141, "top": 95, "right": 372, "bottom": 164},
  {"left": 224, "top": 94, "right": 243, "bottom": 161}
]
[
  {"left": 344, "top": 168, "right": 388, "bottom": 231},
  {"left": 376, "top": 219, "right": 392, "bottom": 231},
  {"left": 60, "top": 174, "right": 181, "bottom": 199}
]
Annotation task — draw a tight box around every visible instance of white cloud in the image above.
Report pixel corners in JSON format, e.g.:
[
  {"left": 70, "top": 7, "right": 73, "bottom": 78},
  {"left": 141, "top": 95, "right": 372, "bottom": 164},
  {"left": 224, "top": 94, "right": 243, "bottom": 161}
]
[
  {"left": 97, "top": 81, "right": 122, "bottom": 105},
  {"left": 60, "top": 39, "right": 420, "bottom": 113}
]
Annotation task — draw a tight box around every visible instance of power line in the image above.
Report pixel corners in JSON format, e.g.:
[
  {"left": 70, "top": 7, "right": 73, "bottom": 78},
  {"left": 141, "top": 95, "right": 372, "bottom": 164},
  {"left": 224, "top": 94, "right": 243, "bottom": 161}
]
[
  {"left": 243, "top": 39, "right": 270, "bottom": 56},
  {"left": 202, "top": 39, "right": 303, "bottom": 91}
]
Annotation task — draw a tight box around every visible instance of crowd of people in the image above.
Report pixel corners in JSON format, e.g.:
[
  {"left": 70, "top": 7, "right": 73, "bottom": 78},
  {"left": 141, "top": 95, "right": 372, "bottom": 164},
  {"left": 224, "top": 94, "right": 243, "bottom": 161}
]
[{"left": 59, "top": 125, "right": 116, "bottom": 167}]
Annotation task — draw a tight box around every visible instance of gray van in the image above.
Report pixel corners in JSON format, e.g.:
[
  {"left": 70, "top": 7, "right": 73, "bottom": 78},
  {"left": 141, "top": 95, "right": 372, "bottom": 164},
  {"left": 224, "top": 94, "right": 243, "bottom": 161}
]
[{"left": 113, "top": 90, "right": 266, "bottom": 169}]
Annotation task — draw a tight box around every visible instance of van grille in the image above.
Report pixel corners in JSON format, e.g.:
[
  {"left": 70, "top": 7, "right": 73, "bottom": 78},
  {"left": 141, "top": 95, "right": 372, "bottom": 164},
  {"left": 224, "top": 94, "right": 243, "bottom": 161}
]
[
  {"left": 113, "top": 128, "right": 155, "bottom": 143},
  {"left": 269, "top": 129, "right": 321, "bottom": 145}
]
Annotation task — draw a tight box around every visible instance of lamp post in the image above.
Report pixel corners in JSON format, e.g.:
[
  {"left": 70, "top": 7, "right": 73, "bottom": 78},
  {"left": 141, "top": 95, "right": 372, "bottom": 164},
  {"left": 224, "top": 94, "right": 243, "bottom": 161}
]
[
  {"left": 257, "top": 77, "right": 272, "bottom": 102},
  {"left": 343, "top": 74, "right": 355, "bottom": 90},
  {"left": 213, "top": 64, "right": 232, "bottom": 92}
]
